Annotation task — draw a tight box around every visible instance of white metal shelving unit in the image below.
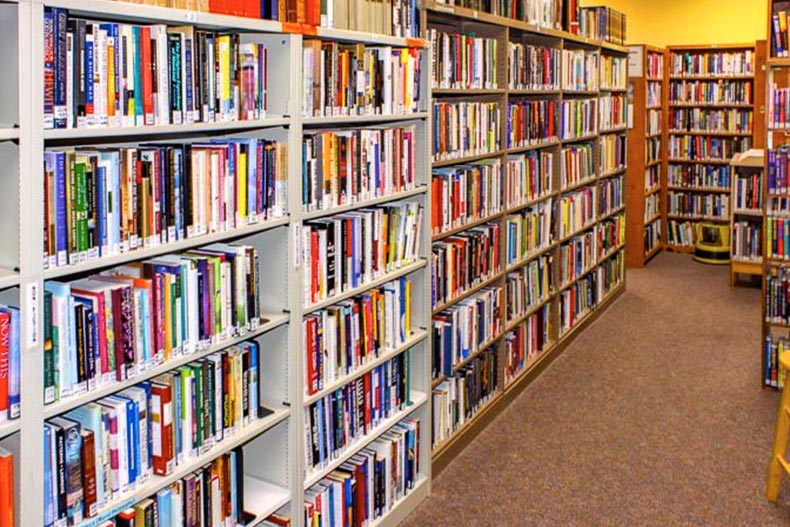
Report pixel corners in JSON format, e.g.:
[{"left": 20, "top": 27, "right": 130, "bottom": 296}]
[{"left": 10, "top": 1, "right": 434, "bottom": 526}]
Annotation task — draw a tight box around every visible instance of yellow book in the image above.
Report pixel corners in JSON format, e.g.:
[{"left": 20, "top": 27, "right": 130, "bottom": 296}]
[
  {"left": 238, "top": 147, "right": 247, "bottom": 224},
  {"left": 217, "top": 35, "right": 232, "bottom": 116},
  {"left": 107, "top": 41, "right": 115, "bottom": 119}
]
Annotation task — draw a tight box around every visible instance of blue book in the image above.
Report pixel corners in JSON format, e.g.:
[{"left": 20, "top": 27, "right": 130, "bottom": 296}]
[
  {"left": 316, "top": 398, "right": 326, "bottom": 464},
  {"left": 48, "top": 416, "right": 84, "bottom": 525},
  {"left": 43, "top": 424, "right": 56, "bottom": 527},
  {"left": 85, "top": 25, "right": 94, "bottom": 126},
  {"left": 106, "top": 395, "right": 137, "bottom": 485},
  {"left": 156, "top": 487, "right": 172, "bottom": 527},
  {"left": 172, "top": 369, "right": 183, "bottom": 463},
  {"left": 248, "top": 341, "right": 259, "bottom": 419},
  {"left": 53, "top": 8, "right": 68, "bottom": 129}
]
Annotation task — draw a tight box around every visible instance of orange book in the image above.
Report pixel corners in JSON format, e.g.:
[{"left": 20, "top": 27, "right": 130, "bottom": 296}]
[{"left": 0, "top": 447, "right": 13, "bottom": 527}]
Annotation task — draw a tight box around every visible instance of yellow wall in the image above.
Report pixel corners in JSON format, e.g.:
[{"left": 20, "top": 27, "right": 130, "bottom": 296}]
[{"left": 580, "top": 0, "right": 767, "bottom": 47}]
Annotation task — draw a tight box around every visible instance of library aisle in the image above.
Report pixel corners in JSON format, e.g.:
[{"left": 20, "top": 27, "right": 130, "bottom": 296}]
[{"left": 403, "top": 254, "right": 784, "bottom": 527}]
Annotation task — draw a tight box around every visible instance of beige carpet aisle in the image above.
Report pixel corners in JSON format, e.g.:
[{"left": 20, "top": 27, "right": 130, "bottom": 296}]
[{"left": 401, "top": 253, "right": 790, "bottom": 527}]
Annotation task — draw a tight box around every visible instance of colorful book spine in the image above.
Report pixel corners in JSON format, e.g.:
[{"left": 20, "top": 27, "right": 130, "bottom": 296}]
[
  {"left": 429, "top": 29, "right": 498, "bottom": 90},
  {"left": 670, "top": 50, "right": 754, "bottom": 77},
  {"left": 670, "top": 79, "right": 752, "bottom": 105},
  {"left": 599, "top": 133, "right": 627, "bottom": 174},
  {"left": 598, "top": 93, "right": 627, "bottom": 132},
  {"left": 508, "top": 43, "right": 560, "bottom": 91},
  {"left": 560, "top": 143, "right": 594, "bottom": 190},
  {"left": 561, "top": 49, "right": 600, "bottom": 92},
  {"left": 559, "top": 98, "right": 598, "bottom": 140},
  {"left": 432, "top": 159, "right": 503, "bottom": 236},
  {"left": 668, "top": 135, "right": 752, "bottom": 162},
  {"left": 504, "top": 305, "right": 550, "bottom": 383},
  {"left": 505, "top": 151, "right": 553, "bottom": 210},
  {"left": 507, "top": 99, "right": 558, "bottom": 149},
  {"left": 668, "top": 191, "right": 729, "bottom": 219},
  {"left": 506, "top": 255, "right": 552, "bottom": 324},
  {"left": 432, "top": 101, "right": 501, "bottom": 162},
  {"left": 505, "top": 199, "right": 553, "bottom": 266}
]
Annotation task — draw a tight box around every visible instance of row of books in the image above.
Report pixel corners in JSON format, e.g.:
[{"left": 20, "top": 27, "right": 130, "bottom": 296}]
[
  {"left": 44, "top": 11, "right": 271, "bottom": 130},
  {"left": 430, "top": 0, "right": 562, "bottom": 30},
  {"left": 44, "top": 345, "right": 266, "bottom": 526},
  {"left": 647, "top": 109, "right": 661, "bottom": 136},
  {"left": 668, "top": 136, "right": 751, "bottom": 162},
  {"left": 43, "top": 141, "right": 287, "bottom": 270},
  {"left": 646, "top": 136, "right": 661, "bottom": 164},
  {"left": 505, "top": 151, "right": 554, "bottom": 210},
  {"left": 668, "top": 164, "right": 730, "bottom": 190},
  {"left": 558, "top": 187, "right": 596, "bottom": 239},
  {"left": 645, "top": 193, "right": 660, "bottom": 221},
  {"left": 670, "top": 50, "right": 754, "bottom": 78},
  {"left": 430, "top": 224, "right": 501, "bottom": 309},
  {"left": 668, "top": 192, "right": 729, "bottom": 219},
  {"left": 44, "top": 243, "right": 263, "bottom": 405},
  {"left": 561, "top": 49, "right": 599, "bottom": 92},
  {"left": 600, "top": 133, "right": 626, "bottom": 174},
  {"left": 645, "top": 164, "right": 660, "bottom": 191},
  {"left": 733, "top": 172, "right": 763, "bottom": 211},
  {"left": 431, "top": 346, "right": 498, "bottom": 448},
  {"left": 76, "top": 449, "right": 255, "bottom": 527},
  {"left": 668, "top": 108, "right": 753, "bottom": 134},
  {"left": 599, "top": 94, "right": 626, "bottom": 131},
  {"left": 559, "top": 248, "right": 623, "bottom": 334},
  {"left": 560, "top": 227, "right": 607, "bottom": 287},
  {"left": 765, "top": 335, "right": 788, "bottom": 389},
  {"left": 506, "top": 254, "right": 553, "bottom": 324},
  {"left": 304, "top": 277, "right": 414, "bottom": 397},
  {"left": 504, "top": 305, "right": 550, "bottom": 384},
  {"left": 301, "top": 203, "right": 423, "bottom": 306},
  {"left": 429, "top": 29, "right": 498, "bottom": 91},
  {"left": 597, "top": 175, "right": 624, "bottom": 216},
  {"left": 579, "top": 6, "right": 626, "bottom": 46},
  {"left": 560, "top": 98, "right": 597, "bottom": 140},
  {"left": 319, "top": 0, "right": 420, "bottom": 38},
  {"left": 507, "top": 99, "right": 559, "bottom": 150},
  {"left": 302, "top": 41, "right": 422, "bottom": 118},
  {"left": 432, "top": 101, "right": 501, "bottom": 162},
  {"left": 506, "top": 200, "right": 553, "bottom": 266},
  {"left": 647, "top": 52, "right": 664, "bottom": 79},
  {"left": 303, "top": 417, "right": 421, "bottom": 527},
  {"left": 771, "top": 1, "right": 790, "bottom": 59},
  {"left": 560, "top": 143, "right": 594, "bottom": 189},
  {"left": 766, "top": 214, "right": 790, "bottom": 261},
  {"left": 769, "top": 86, "right": 790, "bottom": 129},
  {"left": 666, "top": 219, "right": 696, "bottom": 247},
  {"left": 732, "top": 221, "right": 762, "bottom": 262},
  {"left": 431, "top": 159, "right": 503, "bottom": 236},
  {"left": 432, "top": 287, "right": 502, "bottom": 380},
  {"left": 599, "top": 54, "right": 627, "bottom": 91},
  {"left": 0, "top": 308, "right": 19, "bottom": 424},
  {"left": 766, "top": 267, "right": 790, "bottom": 324},
  {"left": 301, "top": 127, "right": 416, "bottom": 214},
  {"left": 508, "top": 43, "right": 561, "bottom": 92},
  {"left": 769, "top": 147, "right": 790, "bottom": 194},
  {"left": 304, "top": 351, "right": 412, "bottom": 471},
  {"left": 645, "top": 220, "right": 662, "bottom": 254},
  {"left": 647, "top": 83, "right": 662, "bottom": 108},
  {"left": 669, "top": 80, "right": 753, "bottom": 105}
]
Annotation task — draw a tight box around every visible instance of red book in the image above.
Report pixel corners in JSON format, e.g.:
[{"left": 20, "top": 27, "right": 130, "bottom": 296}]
[
  {"left": 208, "top": 0, "right": 229, "bottom": 15},
  {"left": 0, "top": 447, "right": 13, "bottom": 527},
  {"left": 363, "top": 373, "right": 371, "bottom": 429},
  {"left": 0, "top": 311, "right": 10, "bottom": 422},
  {"left": 80, "top": 429, "right": 98, "bottom": 518},
  {"left": 71, "top": 288, "right": 108, "bottom": 378},
  {"left": 243, "top": 0, "right": 260, "bottom": 17},
  {"left": 140, "top": 27, "right": 154, "bottom": 125},
  {"left": 306, "top": 317, "right": 317, "bottom": 395},
  {"left": 151, "top": 381, "right": 174, "bottom": 476}
]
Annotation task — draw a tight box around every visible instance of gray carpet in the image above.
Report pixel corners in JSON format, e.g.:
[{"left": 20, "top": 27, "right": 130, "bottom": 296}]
[{"left": 402, "top": 253, "right": 790, "bottom": 527}]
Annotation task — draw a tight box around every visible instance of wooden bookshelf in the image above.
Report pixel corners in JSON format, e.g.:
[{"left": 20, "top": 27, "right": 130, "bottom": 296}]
[
  {"left": 625, "top": 44, "right": 666, "bottom": 267},
  {"left": 423, "top": 2, "right": 628, "bottom": 474},
  {"left": 729, "top": 150, "right": 765, "bottom": 286},
  {"left": 664, "top": 42, "right": 765, "bottom": 252}
]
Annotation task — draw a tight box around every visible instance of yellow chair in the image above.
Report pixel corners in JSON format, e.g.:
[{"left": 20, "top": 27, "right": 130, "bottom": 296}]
[{"left": 767, "top": 352, "right": 790, "bottom": 502}]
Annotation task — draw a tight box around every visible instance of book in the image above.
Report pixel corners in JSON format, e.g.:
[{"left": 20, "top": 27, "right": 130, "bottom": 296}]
[
  {"left": 506, "top": 254, "right": 552, "bottom": 323},
  {"left": 505, "top": 198, "right": 553, "bottom": 266},
  {"left": 561, "top": 48, "right": 599, "bottom": 92},
  {"left": 0, "top": 447, "right": 12, "bottom": 527},
  {"left": 579, "top": 6, "right": 626, "bottom": 45},
  {"left": 507, "top": 99, "right": 558, "bottom": 149},
  {"left": 559, "top": 98, "right": 598, "bottom": 140},
  {"left": 505, "top": 151, "right": 554, "bottom": 210},
  {"left": 504, "top": 304, "right": 551, "bottom": 383},
  {"left": 432, "top": 101, "right": 501, "bottom": 163},
  {"left": 508, "top": 42, "right": 560, "bottom": 91},
  {"left": 670, "top": 49, "right": 754, "bottom": 77}
]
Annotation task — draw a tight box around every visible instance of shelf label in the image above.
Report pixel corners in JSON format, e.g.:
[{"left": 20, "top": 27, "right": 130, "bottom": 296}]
[
  {"left": 26, "top": 282, "right": 39, "bottom": 349},
  {"left": 293, "top": 223, "right": 302, "bottom": 270}
]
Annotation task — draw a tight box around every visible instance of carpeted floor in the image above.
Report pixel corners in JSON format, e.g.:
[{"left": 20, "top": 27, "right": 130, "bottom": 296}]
[{"left": 401, "top": 253, "right": 790, "bottom": 527}]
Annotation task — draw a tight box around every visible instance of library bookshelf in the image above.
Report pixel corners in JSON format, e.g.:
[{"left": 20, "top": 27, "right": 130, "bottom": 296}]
[
  {"left": 763, "top": 0, "right": 790, "bottom": 389},
  {"left": 625, "top": 44, "right": 666, "bottom": 268},
  {"left": 729, "top": 150, "right": 765, "bottom": 286},
  {"left": 8, "top": 2, "right": 435, "bottom": 527},
  {"left": 664, "top": 43, "right": 766, "bottom": 254},
  {"left": 422, "top": 1, "right": 628, "bottom": 474}
]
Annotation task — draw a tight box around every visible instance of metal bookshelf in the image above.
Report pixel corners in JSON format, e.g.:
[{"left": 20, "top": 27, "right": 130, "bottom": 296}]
[
  {"left": 422, "top": 1, "right": 628, "bottom": 475},
  {"left": 10, "top": 3, "right": 434, "bottom": 526}
]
